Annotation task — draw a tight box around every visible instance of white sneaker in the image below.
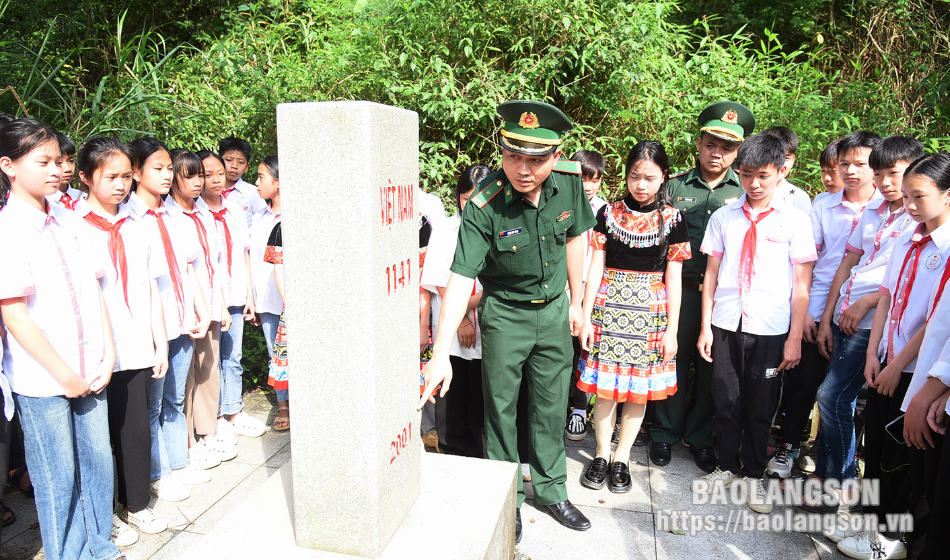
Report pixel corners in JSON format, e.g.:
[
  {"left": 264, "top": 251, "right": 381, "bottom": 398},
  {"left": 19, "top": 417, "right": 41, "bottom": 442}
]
[
  {"left": 827, "top": 514, "right": 863, "bottom": 543},
  {"left": 112, "top": 514, "right": 138, "bottom": 547},
  {"left": 120, "top": 508, "right": 168, "bottom": 534},
  {"left": 229, "top": 411, "right": 266, "bottom": 438},
  {"left": 204, "top": 435, "right": 238, "bottom": 461},
  {"left": 766, "top": 443, "right": 800, "bottom": 479},
  {"left": 149, "top": 477, "right": 189, "bottom": 502},
  {"left": 746, "top": 476, "right": 773, "bottom": 514},
  {"left": 190, "top": 439, "right": 222, "bottom": 470},
  {"left": 216, "top": 417, "right": 238, "bottom": 446},
  {"left": 837, "top": 531, "right": 907, "bottom": 560},
  {"left": 692, "top": 467, "right": 736, "bottom": 494},
  {"left": 173, "top": 464, "right": 211, "bottom": 485}
]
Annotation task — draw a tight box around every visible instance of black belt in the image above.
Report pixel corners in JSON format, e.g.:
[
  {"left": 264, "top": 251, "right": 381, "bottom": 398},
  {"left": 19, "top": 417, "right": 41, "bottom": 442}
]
[{"left": 682, "top": 279, "right": 703, "bottom": 292}]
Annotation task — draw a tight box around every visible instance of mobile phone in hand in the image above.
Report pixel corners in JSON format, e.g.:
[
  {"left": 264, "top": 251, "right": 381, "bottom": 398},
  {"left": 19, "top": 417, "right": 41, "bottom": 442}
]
[{"left": 885, "top": 413, "right": 906, "bottom": 445}]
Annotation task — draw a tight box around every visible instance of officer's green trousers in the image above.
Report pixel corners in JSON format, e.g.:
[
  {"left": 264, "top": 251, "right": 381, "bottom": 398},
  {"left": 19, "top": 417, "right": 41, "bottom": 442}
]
[
  {"left": 479, "top": 293, "right": 570, "bottom": 507},
  {"left": 650, "top": 286, "right": 717, "bottom": 449}
]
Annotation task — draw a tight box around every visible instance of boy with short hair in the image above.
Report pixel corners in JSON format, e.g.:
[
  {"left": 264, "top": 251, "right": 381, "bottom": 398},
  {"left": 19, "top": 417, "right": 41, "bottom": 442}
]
[
  {"left": 766, "top": 131, "right": 882, "bottom": 480},
  {"left": 50, "top": 132, "right": 83, "bottom": 209},
  {"left": 814, "top": 139, "right": 844, "bottom": 205},
  {"left": 693, "top": 133, "right": 817, "bottom": 514},
  {"left": 761, "top": 126, "right": 812, "bottom": 214},
  {"left": 218, "top": 137, "right": 265, "bottom": 228},
  {"left": 565, "top": 150, "right": 607, "bottom": 440}
]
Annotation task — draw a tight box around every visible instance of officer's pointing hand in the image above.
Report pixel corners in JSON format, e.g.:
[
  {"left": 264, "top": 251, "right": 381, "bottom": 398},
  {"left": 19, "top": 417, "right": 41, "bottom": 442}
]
[{"left": 417, "top": 353, "right": 453, "bottom": 410}]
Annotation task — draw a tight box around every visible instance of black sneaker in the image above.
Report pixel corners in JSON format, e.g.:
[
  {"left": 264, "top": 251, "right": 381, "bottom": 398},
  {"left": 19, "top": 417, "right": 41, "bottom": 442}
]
[
  {"left": 633, "top": 429, "right": 649, "bottom": 447},
  {"left": 565, "top": 413, "right": 588, "bottom": 441}
]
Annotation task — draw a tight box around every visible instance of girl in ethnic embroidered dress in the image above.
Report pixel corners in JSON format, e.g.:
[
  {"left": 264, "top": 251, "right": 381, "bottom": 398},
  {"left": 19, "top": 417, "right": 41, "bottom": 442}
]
[
  {"left": 577, "top": 140, "right": 690, "bottom": 493},
  {"left": 263, "top": 222, "right": 289, "bottom": 430}
]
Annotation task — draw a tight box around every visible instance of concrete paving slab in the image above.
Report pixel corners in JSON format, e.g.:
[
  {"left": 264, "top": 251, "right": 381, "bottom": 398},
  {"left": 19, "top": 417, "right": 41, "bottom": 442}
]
[
  {"left": 152, "top": 460, "right": 258, "bottom": 534},
  {"left": 231, "top": 427, "right": 291, "bottom": 466},
  {"left": 564, "top": 444, "right": 652, "bottom": 514},
  {"left": 183, "top": 465, "right": 280, "bottom": 535},
  {"left": 516, "top": 504, "right": 656, "bottom": 560}
]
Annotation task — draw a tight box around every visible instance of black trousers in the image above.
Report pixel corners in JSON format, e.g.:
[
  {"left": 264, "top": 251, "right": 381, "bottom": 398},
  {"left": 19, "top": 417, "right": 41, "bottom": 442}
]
[
  {"left": 570, "top": 336, "right": 590, "bottom": 411},
  {"left": 923, "top": 432, "right": 949, "bottom": 560},
  {"left": 436, "top": 356, "right": 486, "bottom": 458},
  {"left": 779, "top": 340, "right": 829, "bottom": 447},
  {"left": 0, "top": 410, "right": 11, "bottom": 544},
  {"left": 711, "top": 325, "right": 787, "bottom": 478},
  {"left": 107, "top": 368, "right": 152, "bottom": 512},
  {"left": 863, "top": 371, "right": 913, "bottom": 524}
]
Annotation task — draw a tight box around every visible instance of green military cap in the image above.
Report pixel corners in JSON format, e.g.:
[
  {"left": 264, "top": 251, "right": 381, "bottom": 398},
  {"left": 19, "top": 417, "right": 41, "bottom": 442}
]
[
  {"left": 698, "top": 101, "right": 755, "bottom": 143},
  {"left": 497, "top": 100, "right": 573, "bottom": 156}
]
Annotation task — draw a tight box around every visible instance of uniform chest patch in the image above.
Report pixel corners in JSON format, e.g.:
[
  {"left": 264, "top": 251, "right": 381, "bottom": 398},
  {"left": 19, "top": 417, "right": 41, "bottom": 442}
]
[
  {"left": 926, "top": 253, "right": 942, "bottom": 270},
  {"left": 676, "top": 197, "right": 697, "bottom": 203},
  {"left": 556, "top": 210, "right": 573, "bottom": 222},
  {"left": 499, "top": 227, "right": 523, "bottom": 238}
]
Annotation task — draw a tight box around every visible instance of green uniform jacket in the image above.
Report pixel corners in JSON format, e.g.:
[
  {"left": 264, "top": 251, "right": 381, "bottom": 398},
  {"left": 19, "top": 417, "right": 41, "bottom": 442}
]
[
  {"left": 450, "top": 161, "right": 596, "bottom": 302},
  {"left": 668, "top": 165, "right": 744, "bottom": 285}
]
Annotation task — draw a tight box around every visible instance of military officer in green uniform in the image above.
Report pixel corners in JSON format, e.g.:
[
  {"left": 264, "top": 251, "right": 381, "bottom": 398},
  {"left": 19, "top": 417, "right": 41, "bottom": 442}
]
[
  {"left": 648, "top": 101, "right": 756, "bottom": 472},
  {"left": 418, "top": 100, "right": 596, "bottom": 542}
]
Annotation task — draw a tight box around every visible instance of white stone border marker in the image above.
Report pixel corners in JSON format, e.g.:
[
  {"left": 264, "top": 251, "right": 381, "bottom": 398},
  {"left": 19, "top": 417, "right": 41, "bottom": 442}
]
[{"left": 277, "top": 101, "right": 421, "bottom": 558}]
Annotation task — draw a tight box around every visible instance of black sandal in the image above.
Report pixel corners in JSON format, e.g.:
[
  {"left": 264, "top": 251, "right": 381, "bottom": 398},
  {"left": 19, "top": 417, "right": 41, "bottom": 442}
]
[
  {"left": 2, "top": 504, "right": 16, "bottom": 527},
  {"left": 9, "top": 465, "right": 33, "bottom": 497}
]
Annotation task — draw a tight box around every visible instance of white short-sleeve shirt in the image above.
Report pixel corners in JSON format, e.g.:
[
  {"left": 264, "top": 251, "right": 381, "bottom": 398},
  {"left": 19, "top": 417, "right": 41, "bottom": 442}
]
[
  {"left": 76, "top": 200, "right": 168, "bottom": 372},
  {"left": 418, "top": 189, "right": 446, "bottom": 225},
  {"left": 808, "top": 189, "right": 882, "bottom": 319},
  {"left": 878, "top": 221, "right": 950, "bottom": 372},
  {"left": 901, "top": 276, "right": 950, "bottom": 412},
  {"left": 127, "top": 194, "right": 203, "bottom": 340},
  {"left": 834, "top": 199, "right": 914, "bottom": 330},
  {"left": 777, "top": 180, "right": 813, "bottom": 215},
  {"left": 165, "top": 196, "right": 223, "bottom": 319},
  {"left": 250, "top": 205, "right": 283, "bottom": 315},
  {"left": 196, "top": 196, "right": 250, "bottom": 308},
  {"left": 0, "top": 336, "right": 13, "bottom": 420},
  {"left": 0, "top": 195, "right": 107, "bottom": 397},
  {"left": 701, "top": 194, "right": 817, "bottom": 336},
  {"left": 582, "top": 195, "right": 608, "bottom": 288},
  {"left": 223, "top": 177, "right": 267, "bottom": 230},
  {"left": 46, "top": 186, "right": 86, "bottom": 210},
  {"left": 421, "top": 215, "right": 483, "bottom": 360}
]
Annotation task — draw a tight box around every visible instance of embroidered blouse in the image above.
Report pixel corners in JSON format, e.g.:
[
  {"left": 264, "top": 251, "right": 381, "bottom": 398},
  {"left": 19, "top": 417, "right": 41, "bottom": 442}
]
[
  {"left": 263, "top": 223, "right": 283, "bottom": 265},
  {"left": 590, "top": 196, "right": 691, "bottom": 272}
]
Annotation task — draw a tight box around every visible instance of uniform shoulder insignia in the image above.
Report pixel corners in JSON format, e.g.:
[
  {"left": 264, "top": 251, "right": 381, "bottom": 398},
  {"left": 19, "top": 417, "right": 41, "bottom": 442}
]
[
  {"left": 552, "top": 159, "right": 582, "bottom": 175},
  {"left": 470, "top": 174, "right": 506, "bottom": 209},
  {"left": 670, "top": 169, "right": 690, "bottom": 178}
]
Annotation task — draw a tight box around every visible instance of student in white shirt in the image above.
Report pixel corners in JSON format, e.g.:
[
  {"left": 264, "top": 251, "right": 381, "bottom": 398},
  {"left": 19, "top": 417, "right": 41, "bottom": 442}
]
[
  {"left": 196, "top": 150, "right": 266, "bottom": 442},
  {"left": 48, "top": 132, "right": 84, "bottom": 210},
  {"left": 564, "top": 150, "right": 607, "bottom": 441},
  {"left": 0, "top": 119, "right": 120, "bottom": 560},
  {"left": 219, "top": 137, "right": 266, "bottom": 229},
  {"left": 130, "top": 139, "right": 213, "bottom": 504},
  {"left": 767, "top": 130, "right": 882, "bottom": 480},
  {"left": 813, "top": 139, "right": 845, "bottom": 207},
  {"left": 421, "top": 165, "right": 488, "bottom": 458},
  {"left": 761, "top": 127, "right": 813, "bottom": 214},
  {"left": 693, "top": 133, "right": 817, "bottom": 514},
  {"left": 849, "top": 153, "right": 950, "bottom": 560},
  {"left": 76, "top": 137, "right": 170, "bottom": 541},
  {"left": 811, "top": 137, "right": 922, "bottom": 515},
  {"left": 250, "top": 155, "right": 285, "bottom": 427},
  {"left": 166, "top": 150, "right": 234, "bottom": 466}
]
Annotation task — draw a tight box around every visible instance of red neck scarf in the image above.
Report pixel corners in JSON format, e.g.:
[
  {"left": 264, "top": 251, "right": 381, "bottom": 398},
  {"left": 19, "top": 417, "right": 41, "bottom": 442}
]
[
  {"left": 738, "top": 205, "right": 775, "bottom": 297},
  {"left": 222, "top": 186, "right": 236, "bottom": 198},
  {"left": 211, "top": 207, "right": 233, "bottom": 275},
  {"left": 928, "top": 249, "right": 950, "bottom": 322},
  {"left": 147, "top": 207, "right": 186, "bottom": 324},
  {"left": 60, "top": 192, "right": 78, "bottom": 210},
  {"left": 893, "top": 234, "right": 932, "bottom": 335},
  {"left": 83, "top": 212, "right": 130, "bottom": 310},
  {"left": 185, "top": 209, "right": 215, "bottom": 285}
]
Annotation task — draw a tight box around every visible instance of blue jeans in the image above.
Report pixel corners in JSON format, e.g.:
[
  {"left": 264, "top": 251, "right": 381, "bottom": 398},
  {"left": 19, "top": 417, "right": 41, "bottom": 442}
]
[
  {"left": 815, "top": 324, "right": 871, "bottom": 482},
  {"left": 15, "top": 392, "right": 119, "bottom": 560},
  {"left": 259, "top": 312, "right": 286, "bottom": 401},
  {"left": 150, "top": 334, "right": 194, "bottom": 480},
  {"left": 219, "top": 306, "right": 245, "bottom": 416}
]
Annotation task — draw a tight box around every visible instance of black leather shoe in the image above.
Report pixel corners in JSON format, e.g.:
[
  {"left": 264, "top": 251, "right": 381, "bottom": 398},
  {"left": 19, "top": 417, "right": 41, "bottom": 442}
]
[
  {"left": 633, "top": 429, "right": 649, "bottom": 447},
  {"left": 691, "top": 447, "right": 718, "bottom": 474},
  {"left": 540, "top": 500, "right": 591, "bottom": 531},
  {"left": 607, "top": 461, "right": 632, "bottom": 493},
  {"left": 650, "top": 441, "right": 672, "bottom": 466},
  {"left": 581, "top": 457, "right": 608, "bottom": 490},
  {"left": 515, "top": 508, "right": 522, "bottom": 544}
]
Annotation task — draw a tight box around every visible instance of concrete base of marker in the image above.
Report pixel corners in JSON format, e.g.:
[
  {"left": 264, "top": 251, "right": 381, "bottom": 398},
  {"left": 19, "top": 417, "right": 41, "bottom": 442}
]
[{"left": 168, "top": 451, "right": 518, "bottom": 560}]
